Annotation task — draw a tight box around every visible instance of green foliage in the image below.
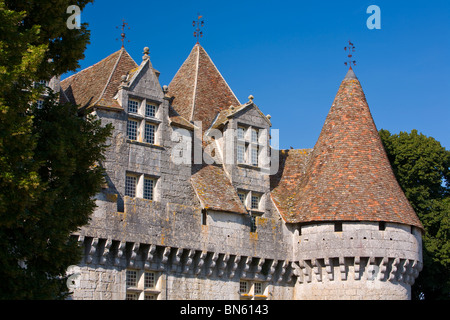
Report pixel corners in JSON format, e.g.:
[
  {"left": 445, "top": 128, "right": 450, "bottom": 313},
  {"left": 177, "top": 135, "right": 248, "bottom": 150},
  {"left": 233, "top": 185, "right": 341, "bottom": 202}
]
[
  {"left": 0, "top": 0, "right": 113, "bottom": 299},
  {"left": 380, "top": 129, "right": 450, "bottom": 300}
]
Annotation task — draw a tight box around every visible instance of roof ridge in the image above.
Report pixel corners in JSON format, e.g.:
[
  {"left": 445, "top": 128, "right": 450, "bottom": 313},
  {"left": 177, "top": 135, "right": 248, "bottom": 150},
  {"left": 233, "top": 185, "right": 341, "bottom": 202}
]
[
  {"left": 189, "top": 44, "right": 200, "bottom": 121},
  {"left": 95, "top": 48, "right": 124, "bottom": 105}
]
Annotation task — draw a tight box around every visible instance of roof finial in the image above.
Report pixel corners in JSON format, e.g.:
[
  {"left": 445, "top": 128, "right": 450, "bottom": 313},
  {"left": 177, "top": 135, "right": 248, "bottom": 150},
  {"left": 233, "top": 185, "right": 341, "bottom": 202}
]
[
  {"left": 193, "top": 14, "right": 205, "bottom": 44},
  {"left": 142, "top": 47, "right": 150, "bottom": 60},
  {"left": 116, "top": 19, "right": 130, "bottom": 48},
  {"left": 344, "top": 40, "right": 356, "bottom": 68}
]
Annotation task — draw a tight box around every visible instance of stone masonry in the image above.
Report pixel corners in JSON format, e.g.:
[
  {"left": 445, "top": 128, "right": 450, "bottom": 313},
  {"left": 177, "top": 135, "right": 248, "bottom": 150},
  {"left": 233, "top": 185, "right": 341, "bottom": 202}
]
[{"left": 59, "top": 44, "right": 423, "bottom": 300}]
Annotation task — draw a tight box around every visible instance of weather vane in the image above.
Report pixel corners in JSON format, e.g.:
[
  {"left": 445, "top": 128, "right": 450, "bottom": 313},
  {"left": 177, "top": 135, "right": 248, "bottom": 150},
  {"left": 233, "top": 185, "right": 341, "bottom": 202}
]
[
  {"left": 344, "top": 40, "right": 356, "bottom": 67},
  {"left": 116, "top": 19, "right": 130, "bottom": 48},
  {"left": 193, "top": 14, "right": 204, "bottom": 44}
]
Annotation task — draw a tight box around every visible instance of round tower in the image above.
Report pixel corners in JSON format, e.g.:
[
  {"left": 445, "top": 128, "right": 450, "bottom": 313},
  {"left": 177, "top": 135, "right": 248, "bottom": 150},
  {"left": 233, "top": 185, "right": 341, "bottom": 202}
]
[{"left": 291, "top": 67, "right": 423, "bottom": 299}]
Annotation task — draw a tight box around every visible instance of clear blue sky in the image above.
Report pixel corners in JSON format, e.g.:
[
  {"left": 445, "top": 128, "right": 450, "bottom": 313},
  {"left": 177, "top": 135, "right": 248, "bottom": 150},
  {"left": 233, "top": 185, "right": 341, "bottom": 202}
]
[{"left": 63, "top": 0, "right": 450, "bottom": 150}]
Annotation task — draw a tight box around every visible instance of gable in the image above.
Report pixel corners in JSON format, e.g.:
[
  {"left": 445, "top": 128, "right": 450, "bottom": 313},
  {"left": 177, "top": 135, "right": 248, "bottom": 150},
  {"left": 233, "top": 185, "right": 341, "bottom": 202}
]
[{"left": 127, "top": 59, "right": 164, "bottom": 101}]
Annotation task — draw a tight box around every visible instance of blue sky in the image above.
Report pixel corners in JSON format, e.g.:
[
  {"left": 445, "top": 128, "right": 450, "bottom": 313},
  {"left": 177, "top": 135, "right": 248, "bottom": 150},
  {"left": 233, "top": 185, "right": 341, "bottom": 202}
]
[{"left": 64, "top": 0, "right": 450, "bottom": 150}]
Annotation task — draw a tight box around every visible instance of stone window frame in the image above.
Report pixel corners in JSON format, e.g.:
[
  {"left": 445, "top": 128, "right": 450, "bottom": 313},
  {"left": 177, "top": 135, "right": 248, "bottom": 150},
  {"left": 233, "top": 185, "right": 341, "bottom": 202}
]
[
  {"left": 126, "top": 97, "right": 162, "bottom": 146},
  {"left": 125, "top": 174, "right": 138, "bottom": 197},
  {"left": 125, "top": 171, "right": 158, "bottom": 201},
  {"left": 125, "top": 269, "right": 161, "bottom": 300},
  {"left": 235, "top": 123, "right": 264, "bottom": 168},
  {"left": 239, "top": 280, "right": 268, "bottom": 300},
  {"left": 237, "top": 190, "right": 264, "bottom": 213}
]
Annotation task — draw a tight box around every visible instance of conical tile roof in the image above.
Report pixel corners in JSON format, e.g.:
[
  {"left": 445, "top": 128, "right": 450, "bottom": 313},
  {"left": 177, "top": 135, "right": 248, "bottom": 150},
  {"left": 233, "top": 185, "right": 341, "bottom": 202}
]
[
  {"left": 168, "top": 44, "right": 240, "bottom": 133},
  {"left": 274, "top": 68, "right": 423, "bottom": 229}
]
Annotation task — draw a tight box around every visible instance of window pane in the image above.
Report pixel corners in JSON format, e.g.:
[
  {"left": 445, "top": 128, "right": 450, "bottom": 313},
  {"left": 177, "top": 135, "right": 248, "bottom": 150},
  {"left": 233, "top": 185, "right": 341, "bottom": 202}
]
[
  {"left": 251, "top": 195, "right": 260, "bottom": 210},
  {"left": 128, "top": 100, "right": 139, "bottom": 113},
  {"left": 143, "top": 178, "right": 154, "bottom": 200},
  {"left": 126, "top": 270, "right": 137, "bottom": 287},
  {"left": 237, "top": 144, "right": 245, "bottom": 164},
  {"left": 144, "top": 123, "right": 155, "bottom": 144},
  {"left": 251, "top": 128, "right": 258, "bottom": 143},
  {"left": 238, "top": 192, "right": 246, "bottom": 204},
  {"left": 126, "top": 293, "right": 139, "bottom": 300},
  {"left": 144, "top": 272, "right": 155, "bottom": 289},
  {"left": 127, "top": 120, "right": 138, "bottom": 140},
  {"left": 237, "top": 127, "right": 245, "bottom": 140},
  {"left": 145, "top": 104, "right": 157, "bottom": 117},
  {"left": 254, "top": 282, "right": 263, "bottom": 295},
  {"left": 251, "top": 146, "right": 258, "bottom": 166},
  {"left": 125, "top": 175, "right": 137, "bottom": 197},
  {"left": 239, "top": 281, "right": 248, "bottom": 294}
]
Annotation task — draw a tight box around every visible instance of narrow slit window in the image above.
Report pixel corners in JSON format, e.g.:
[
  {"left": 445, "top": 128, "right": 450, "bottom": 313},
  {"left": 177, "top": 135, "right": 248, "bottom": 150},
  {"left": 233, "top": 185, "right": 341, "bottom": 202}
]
[
  {"left": 250, "top": 215, "right": 257, "bottom": 233},
  {"left": 201, "top": 209, "right": 207, "bottom": 226}
]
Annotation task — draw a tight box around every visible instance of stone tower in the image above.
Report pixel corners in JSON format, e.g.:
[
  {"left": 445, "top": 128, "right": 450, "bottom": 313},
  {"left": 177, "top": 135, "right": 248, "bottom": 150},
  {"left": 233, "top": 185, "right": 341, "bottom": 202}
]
[
  {"left": 60, "top": 44, "right": 423, "bottom": 300},
  {"left": 273, "top": 67, "right": 423, "bottom": 299}
]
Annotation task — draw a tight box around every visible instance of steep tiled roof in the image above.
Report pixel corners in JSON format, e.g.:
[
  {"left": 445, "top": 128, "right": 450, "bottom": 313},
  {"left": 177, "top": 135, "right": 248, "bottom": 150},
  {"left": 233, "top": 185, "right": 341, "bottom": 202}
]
[
  {"left": 61, "top": 48, "right": 138, "bottom": 110},
  {"left": 273, "top": 68, "right": 423, "bottom": 229},
  {"left": 270, "top": 149, "right": 313, "bottom": 222},
  {"left": 168, "top": 44, "right": 240, "bottom": 133},
  {"left": 191, "top": 165, "right": 248, "bottom": 214}
]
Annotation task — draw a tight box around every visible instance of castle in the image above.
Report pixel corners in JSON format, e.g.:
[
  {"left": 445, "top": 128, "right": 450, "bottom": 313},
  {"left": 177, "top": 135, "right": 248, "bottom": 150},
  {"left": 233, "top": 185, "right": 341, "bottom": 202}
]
[{"left": 57, "top": 42, "right": 423, "bottom": 300}]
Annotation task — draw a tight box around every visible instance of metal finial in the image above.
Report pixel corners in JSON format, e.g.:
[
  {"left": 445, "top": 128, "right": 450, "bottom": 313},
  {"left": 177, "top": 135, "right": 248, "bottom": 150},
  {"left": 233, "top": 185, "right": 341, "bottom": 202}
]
[
  {"left": 116, "top": 19, "right": 130, "bottom": 48},
  {"left": 344, "top": 40, "right": 356, "bottom": 67},
  {"left": 193, "top": 14, "right": 205, "bottom": 44}
]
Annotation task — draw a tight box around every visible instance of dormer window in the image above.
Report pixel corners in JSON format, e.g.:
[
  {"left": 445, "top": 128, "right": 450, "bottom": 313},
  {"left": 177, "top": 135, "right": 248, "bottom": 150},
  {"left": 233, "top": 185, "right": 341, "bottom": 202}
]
[
  {"left": 235, "top": 124, "right": 262, "bottom": 167},
  {"left": 126, "top": 97, "right": 161, "bottom": 146}
]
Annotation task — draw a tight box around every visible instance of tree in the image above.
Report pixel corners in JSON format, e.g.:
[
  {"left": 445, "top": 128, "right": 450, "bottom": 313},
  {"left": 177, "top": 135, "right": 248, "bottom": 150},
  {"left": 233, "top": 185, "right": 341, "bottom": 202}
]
[
  {"left": 0, "top": 0, "right": 112, "bottom": 299},
  {"left": 379, "top": 129, "right": 450, "bottom": 300}
]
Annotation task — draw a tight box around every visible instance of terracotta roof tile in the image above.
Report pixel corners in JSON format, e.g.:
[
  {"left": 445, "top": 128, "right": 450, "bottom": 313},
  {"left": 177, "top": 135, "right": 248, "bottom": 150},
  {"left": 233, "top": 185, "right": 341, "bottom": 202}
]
[
  {"left": 270, "top": 149, "right": 313, "bottom": 221},
  {"left": 274, "top": 68, "right": 423, "bottom": 229},
  {"left": 168, "top": 44, "right": 240, "bottom": 133},
  {"left": 191, "top": 165, "right": 248, "bottom": 214},
  {"left": 61, "top": 48, "right": 138, "bottom": 110}
]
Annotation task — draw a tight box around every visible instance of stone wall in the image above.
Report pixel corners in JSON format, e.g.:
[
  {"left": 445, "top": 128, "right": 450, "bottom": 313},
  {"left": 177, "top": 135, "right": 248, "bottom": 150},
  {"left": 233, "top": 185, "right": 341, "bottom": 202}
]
[{"left": 292, "top": 222, "right": 423, "bottom": 300}]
